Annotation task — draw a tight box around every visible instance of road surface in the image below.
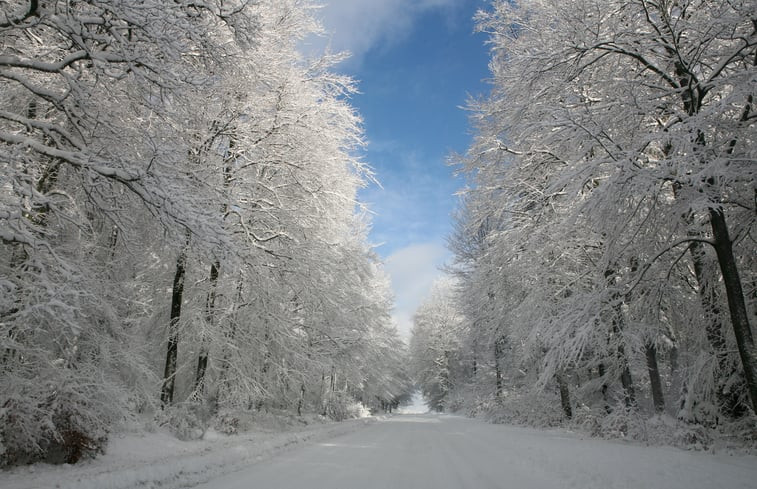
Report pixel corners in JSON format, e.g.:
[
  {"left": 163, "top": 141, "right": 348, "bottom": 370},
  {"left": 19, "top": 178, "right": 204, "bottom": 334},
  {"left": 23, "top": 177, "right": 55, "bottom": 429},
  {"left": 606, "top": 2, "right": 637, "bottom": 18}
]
[{"left": 195, "top": 414, "right": 756, "bottom": 489}]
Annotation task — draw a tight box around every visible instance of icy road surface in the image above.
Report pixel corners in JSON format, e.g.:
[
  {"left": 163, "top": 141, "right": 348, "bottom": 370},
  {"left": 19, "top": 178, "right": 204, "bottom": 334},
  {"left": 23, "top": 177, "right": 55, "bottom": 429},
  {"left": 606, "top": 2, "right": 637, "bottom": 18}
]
[{"left": 196, "top": 414, "right": 756, "bottom": 489}]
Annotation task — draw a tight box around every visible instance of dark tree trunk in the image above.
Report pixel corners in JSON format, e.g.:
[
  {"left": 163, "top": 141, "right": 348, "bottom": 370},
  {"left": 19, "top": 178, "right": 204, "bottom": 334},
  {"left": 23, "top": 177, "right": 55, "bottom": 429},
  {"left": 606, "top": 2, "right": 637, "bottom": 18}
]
[
  {"left": 255, "top": 325, "right": 272, "bottom": 411},
  {"left": 598, "top": 363, "right": 611, "bottom": 413},
  {"left": 619, "top": 359, "right": 636, "bottom": 408},
  {"left": 645, "top": 343, "right": 665, "bottom": 413},
  {"left": 441, "top": 350, "right": 451, "bottom": 403},
  {"left": 605, "top": 268, "right": 636, "bottom": 408},
  {"left": 669, "top": 341, "right": 679, "bottom": 377},
  {"left": 161, "top": 239, "right": 189, "bottom": 407},
  {"left": 472, "top": 337, "right": 478, "bottom": 376},
  {"left": 494, "top": 336, "right": 506, "bottom": 398},
  {"left": 297, "top": 384, "right": 306, "bottom": 416},
  {"left": 687, "top": 239, "right": 744, "bottom": 417},
  {"left": 216, "top": 277, "right": 242, "bottom": 407},
  {"left": 556, "top": 372, "right": 572, "bottom": 419},
  {"left": 669, "top": 342, "right": 683, "bottom": 395},
  {"left": 709, "top": 208, "right": 757, "bottom": 414},
  {"left": 194, "top": 260, "right": 219, "bottom": 394},
  {"left": 195, "top": 136, "right": 235, "bottom": 394}
]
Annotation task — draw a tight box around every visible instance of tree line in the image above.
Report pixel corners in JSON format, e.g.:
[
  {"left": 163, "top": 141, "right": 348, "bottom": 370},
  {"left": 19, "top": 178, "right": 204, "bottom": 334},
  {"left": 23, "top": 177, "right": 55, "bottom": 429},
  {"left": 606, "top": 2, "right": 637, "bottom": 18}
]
[
  {"left": 0, "top": 0, "right": 409, "bottom": 466},
  {"left": 411, "top": 0, "right": 755, "bottom": 442}
]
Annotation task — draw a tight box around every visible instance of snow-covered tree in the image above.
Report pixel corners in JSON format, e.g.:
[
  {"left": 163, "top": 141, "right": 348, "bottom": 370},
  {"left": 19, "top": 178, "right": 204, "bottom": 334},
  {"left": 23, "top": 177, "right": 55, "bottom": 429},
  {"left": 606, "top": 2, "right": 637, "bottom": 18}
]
[
  {"left": 410, "top": 279, "right": 466, "bottom": 412},
  {"left": 1, "top": 0, "right": 405, "bottom": 466},
  {"left": 442, "top": 0, "right": 755, "bottom": 436}
]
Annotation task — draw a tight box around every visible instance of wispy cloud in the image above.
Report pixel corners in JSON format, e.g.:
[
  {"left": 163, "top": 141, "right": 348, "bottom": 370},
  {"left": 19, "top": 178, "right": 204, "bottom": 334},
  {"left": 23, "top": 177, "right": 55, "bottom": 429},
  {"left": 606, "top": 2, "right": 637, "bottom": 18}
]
[
  {"left": 384, "top": 242, "right": 450, "bottom": 339},
  {"left": 360, "top": 144, "right": 458, "bottom": 255},
  {"left": 309, "top": 0, "right": 459, "bottom": 67}
]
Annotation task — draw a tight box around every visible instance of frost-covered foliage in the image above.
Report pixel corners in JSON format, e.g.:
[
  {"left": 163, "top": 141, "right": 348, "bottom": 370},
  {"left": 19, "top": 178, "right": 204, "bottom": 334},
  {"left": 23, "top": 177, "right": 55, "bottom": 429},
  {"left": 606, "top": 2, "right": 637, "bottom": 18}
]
[
  {"left": 410, "top": 279, "right": 467, "bottom": 412},
  {"left": 0, "top": 0, "right": 408, "bottom": 466},
  {"left": 416, "top": 0, "right": 756, "bottom": 447}
]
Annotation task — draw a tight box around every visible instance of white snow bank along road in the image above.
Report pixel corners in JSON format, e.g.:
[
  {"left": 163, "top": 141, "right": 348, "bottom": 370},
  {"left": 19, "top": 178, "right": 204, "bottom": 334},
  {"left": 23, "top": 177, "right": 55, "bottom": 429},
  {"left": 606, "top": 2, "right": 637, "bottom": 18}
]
[
  {"left": 195, "top": 414, "right": 757, "bottom": 489},
  {"left": 0, "top": 417, "right": 375, "bottom": 489}
]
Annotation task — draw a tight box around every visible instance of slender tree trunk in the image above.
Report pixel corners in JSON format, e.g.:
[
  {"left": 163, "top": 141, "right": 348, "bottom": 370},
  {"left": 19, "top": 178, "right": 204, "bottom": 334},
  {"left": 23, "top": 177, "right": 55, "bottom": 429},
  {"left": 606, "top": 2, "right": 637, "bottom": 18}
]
[
  {"left": 556, "top": 372, "right": 572, "bottom": 419},
  {"left": 645, "top": 343, "right": 665, "bottom": 413},
  {"left": 297, "top": 383, "right": 306, "bottom": 416},
  {"left": 494, "top": 337, "right": 504, "bottom": 399},
  {"left": 618, "top": 357, "right": 635, "bottom": 408},
  {"left": 687, "top": 239, "right": 744, "bottom": 417},
  {"left": 605, "top": 268, "right": 636, "bottom": 408},
  {"left": 161, "top": 236, "right": 189, "bottom": 407},
  {"left": 320, "top": 372, "right": 326, "bottom": 415},
  {"left": 108, "top": 225, "right": 119, "bottom": 261},
  {"left": 666, "top": 335, "right": 686, "bottom": 415},
  {"left": 709, "top": 208, "right": 757, "bottom": 414},
  {"left": 256, "top": 325, "right": 272, "bottom": 411},
  {"left": 195, "top": 136, "right": 235, "bottom": 395},
  {"left": 671, "top": 64, "right": 755, "bottom": 413},
  {"left": 598, "top": 363, "right": 611, "bottom": 413},
  {"left": 194, "top": 260, "right": 219, "bottom": 395},
  {"left": 216, "top": 276, "right": 242, "bottom": 407},
  {"left": 472, "top": 337, "right": 478, "bottom": 376}
]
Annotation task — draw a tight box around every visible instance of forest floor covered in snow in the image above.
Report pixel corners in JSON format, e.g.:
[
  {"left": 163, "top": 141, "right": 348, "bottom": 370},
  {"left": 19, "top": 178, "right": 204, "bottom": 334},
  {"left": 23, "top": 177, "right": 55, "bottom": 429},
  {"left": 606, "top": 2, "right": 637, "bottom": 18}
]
[
  {"left": 3, "top": 408, "right": 757, "bottom": 489},
  {"left": 0, "top": 413, "right": 376, "bottom": 489}
]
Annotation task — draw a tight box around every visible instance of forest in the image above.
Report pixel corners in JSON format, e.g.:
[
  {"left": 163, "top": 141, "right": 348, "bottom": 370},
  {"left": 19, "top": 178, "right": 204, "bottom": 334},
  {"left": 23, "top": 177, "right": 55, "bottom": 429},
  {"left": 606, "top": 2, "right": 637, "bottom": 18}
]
[
  {"left": 0, "top": 0, "right": 410, "bottom": 466},
  {"left": 1, "top": 0, "right": 755, "bottom": 472},
  {"left": 410, "top": 0, "right": 756, "bottom": 447}
]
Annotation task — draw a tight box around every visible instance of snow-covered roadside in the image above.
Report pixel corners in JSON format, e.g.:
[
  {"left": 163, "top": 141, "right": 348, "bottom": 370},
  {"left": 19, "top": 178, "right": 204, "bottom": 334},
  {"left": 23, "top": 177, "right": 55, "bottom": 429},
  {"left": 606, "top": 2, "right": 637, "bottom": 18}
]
[{"left": 0, "top": 417, "right": 376, "bottom": 489}]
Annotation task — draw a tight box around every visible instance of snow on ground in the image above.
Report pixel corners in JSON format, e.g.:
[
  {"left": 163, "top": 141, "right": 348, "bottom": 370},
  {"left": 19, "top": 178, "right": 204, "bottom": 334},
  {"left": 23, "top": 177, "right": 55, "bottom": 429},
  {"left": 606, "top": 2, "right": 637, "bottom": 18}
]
[
  {"left": 0, "top": 415, "right": 375, "bottom": 489},
  {"left": 4, "top": 412, "right": 757, "bottom": 489},
  {"left": 192, "top": 414, "right": 757, "bottom": 489}
]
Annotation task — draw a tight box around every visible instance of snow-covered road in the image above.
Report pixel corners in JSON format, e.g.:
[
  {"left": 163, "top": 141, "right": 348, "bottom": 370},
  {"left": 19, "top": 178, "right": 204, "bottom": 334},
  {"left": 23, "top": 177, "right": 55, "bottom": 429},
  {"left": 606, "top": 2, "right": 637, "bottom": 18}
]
[{"left": 195, "top": 414, "right": 756, "bottom": 489}]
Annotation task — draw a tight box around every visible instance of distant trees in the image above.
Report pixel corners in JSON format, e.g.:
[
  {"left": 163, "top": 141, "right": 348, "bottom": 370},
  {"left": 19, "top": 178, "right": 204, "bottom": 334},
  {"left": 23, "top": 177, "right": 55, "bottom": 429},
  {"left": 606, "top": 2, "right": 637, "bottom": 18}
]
[
  {"left": 410, "top": 279, "right": 465, "bottom": 412},
  {"left": 417, "top": 0, "right": 755, "bottom": 436},
  {"left": 0, "top": 0, "right": 407, "bottom": 466}
]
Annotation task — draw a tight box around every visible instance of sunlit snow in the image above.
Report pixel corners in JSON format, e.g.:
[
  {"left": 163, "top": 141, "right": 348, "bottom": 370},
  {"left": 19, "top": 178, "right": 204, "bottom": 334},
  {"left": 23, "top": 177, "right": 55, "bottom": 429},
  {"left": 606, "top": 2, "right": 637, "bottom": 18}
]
[{"left": 397, "top": 391, "right": 429, "bottom": 414}]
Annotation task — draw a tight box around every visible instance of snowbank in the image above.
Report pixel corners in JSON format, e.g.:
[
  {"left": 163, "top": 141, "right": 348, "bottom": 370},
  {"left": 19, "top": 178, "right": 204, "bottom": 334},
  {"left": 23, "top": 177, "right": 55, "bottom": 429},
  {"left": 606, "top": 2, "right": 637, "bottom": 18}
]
[{"left": 0, "top": 416, "right": 375, "bottom": 489}]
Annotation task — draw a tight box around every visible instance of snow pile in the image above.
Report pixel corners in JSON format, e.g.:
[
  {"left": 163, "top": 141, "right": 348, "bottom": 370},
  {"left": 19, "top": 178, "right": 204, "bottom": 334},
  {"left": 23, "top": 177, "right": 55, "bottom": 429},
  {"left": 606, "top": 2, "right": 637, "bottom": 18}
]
[{"left": 0, "top": 416, "right": 374, "bottom": 489}]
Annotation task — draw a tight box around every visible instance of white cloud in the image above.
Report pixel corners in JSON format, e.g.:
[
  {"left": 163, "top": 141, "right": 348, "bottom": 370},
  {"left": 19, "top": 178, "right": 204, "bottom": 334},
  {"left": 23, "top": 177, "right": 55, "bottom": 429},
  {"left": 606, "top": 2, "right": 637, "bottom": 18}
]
[
  {"left": 384, "top": 242, "right": 450, "bottom": 340},
  {"left": 359, "top": 145, "right": 459, "bottom": 254},
  {"left": 309, "top": 0, "right": 458, "bottom": 66}
]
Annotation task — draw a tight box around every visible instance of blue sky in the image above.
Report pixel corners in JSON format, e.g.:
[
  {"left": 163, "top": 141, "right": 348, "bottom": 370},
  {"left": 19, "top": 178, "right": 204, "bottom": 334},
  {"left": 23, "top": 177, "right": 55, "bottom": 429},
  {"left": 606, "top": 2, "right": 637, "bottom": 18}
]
[{"left": 313, "top": 0, "right": 491, "bottom": 337}]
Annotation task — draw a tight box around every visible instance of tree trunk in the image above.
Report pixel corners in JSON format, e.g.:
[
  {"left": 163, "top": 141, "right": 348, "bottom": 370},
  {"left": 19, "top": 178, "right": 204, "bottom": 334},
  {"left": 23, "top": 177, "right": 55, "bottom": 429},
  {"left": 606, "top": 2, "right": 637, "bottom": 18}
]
[
  {"left": 709, "top": 207, "right": 757, "bottom": 414},
  {"left": 494, "top": 337, "right": 505, "bottom": 398},
  {"left": 195, "top": 136, "right": 234, "bottom": 395},
  {"left": 556, "top": 372, "right": 572, "bottom": 419},
  {"left": 161, "top": 238, "right": 189, "bottom": 407},
  {"left": 194, "top": 260, "right": 219, "bottom": 394},
  {"left": 645, "top": 343, "right": 665, "bottom": 413},
  {"left": 619, "top": 359, "right": 636, "bottom": 408},
  {"left": 297, "top": 384, "right": 306, "bottom": 416},
  {"left": 255, "top": 325, "right": 273, "bottom": 411},
  {"left": 687, "top": 239, "right": 744, "bottom": 417},
  {"left": 216, "top": 276, "right": 242, "bottom": 407},
  {"left": 472, "top": 337, "right": 478, "bottom": 376},
  {"left": 598, "top": 363, "right": 611, "bottom": 413},
  {"left": 605, "top": 268, "right": 636, "bottom": 408},
  {"left": 672, "top": 177, "right": 744, "bottom": 416}
]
